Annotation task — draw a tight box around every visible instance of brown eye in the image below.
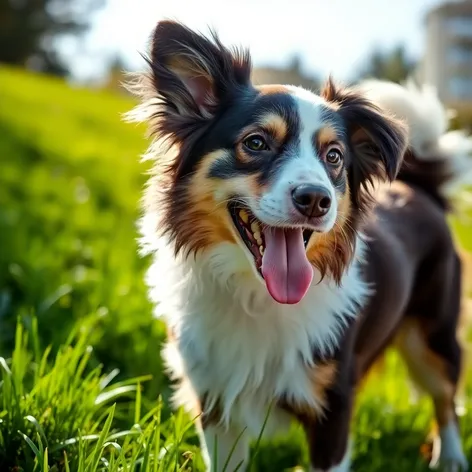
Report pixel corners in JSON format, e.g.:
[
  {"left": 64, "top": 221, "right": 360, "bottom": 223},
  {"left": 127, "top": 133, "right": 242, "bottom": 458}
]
[
  {"left": 326, "top": 148, "right": 342, "bottom": 165},
  {"left": 243, "top": 135, "right": 269, "bottom": 152}
]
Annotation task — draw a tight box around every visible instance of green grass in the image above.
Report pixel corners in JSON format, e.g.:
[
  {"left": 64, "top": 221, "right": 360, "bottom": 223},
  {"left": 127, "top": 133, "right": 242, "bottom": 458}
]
[{"left": 1, "top": 64, "right": 472, "bottom": 471}]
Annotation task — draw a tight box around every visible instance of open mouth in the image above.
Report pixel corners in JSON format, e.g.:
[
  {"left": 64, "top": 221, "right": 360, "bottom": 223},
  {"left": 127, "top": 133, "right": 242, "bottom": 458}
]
[
  {"left": 228, "top": 204, "right": 314, "bottom": 272},
  {"left": 228, "top": 202, "right": 315, "bottom": 305},
  {"left": 229, "top": 203, "right": 266, "bottom": 273}
]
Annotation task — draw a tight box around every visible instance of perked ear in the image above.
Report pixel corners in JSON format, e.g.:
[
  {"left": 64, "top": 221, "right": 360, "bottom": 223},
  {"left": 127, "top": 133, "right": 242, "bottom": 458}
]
[
  {"left": 149, "top": 20, "right": 252, "bottom": 125},
  {"left": 322, "top": 77, "right": 408, "bottom": 210}
]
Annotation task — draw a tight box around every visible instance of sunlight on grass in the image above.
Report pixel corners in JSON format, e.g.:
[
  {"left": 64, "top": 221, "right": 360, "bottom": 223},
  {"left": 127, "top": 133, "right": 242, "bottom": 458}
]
[{"left": 0, "top": 316, "right": 206, "bottom": 471}]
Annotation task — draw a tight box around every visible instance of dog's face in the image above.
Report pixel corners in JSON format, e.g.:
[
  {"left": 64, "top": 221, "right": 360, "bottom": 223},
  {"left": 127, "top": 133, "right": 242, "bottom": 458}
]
[{"left": 139, "top": 21, "right": 407, "bottom": 304}]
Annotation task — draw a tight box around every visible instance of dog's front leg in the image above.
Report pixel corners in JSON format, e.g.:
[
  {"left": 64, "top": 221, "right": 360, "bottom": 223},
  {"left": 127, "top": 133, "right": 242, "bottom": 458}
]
[
  {"left": 298, "top": 350, "right": 356, "bottom": 472},
  {"left": 198, "top": 420, "right": 249, "bottom": 472},
  {"left": 304, "top": 383, "right": 354, "bottom": 472}
]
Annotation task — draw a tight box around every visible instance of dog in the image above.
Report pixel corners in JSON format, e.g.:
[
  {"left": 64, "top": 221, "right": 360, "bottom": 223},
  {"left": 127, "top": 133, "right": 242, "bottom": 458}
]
[{"left": 127, "top": 21, "right": 469, "bottom": 472}]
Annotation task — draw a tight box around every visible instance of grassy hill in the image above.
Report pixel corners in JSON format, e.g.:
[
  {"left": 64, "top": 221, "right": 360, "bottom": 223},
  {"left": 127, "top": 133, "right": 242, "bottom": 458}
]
[
  {"left": 0, "top": 65, "right": 171, "bottom": 393},
  {"left": 0, "top": 65, "right": 472, "bottom": 471}
]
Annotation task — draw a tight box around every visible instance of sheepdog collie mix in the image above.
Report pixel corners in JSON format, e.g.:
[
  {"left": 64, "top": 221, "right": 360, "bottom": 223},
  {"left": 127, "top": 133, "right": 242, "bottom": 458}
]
[{"left": 128, "top": 21, "right": 471, "bottom": 472}]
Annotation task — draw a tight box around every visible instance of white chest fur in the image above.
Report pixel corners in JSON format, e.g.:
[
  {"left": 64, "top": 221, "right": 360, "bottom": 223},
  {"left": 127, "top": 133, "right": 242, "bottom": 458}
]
[{"left": 143, "top": 224, "right": 370, "bottom": 436}]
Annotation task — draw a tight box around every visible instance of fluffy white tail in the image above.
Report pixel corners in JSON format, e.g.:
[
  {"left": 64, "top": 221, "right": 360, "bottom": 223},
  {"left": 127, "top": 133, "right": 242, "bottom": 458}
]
[{"left": 357, "top": 78, "right": 472, "bottom": 200}]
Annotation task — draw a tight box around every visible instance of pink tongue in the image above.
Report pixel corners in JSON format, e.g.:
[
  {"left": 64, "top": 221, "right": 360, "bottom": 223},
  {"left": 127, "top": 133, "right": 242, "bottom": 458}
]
[{"left": 261, "top": 227, "right": 314, "bottom": 304}]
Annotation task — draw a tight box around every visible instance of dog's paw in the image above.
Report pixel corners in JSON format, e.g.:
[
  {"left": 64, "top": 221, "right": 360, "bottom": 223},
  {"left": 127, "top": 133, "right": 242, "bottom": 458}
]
[
  {"left": 439, "top": 461, "right": 469, "bottom": 472},
  {"left": 431, "top": 455, "right": 468, "bottom": 472},
  {"left": 430, "top": 422, "right": 468, "bottom": 472}
]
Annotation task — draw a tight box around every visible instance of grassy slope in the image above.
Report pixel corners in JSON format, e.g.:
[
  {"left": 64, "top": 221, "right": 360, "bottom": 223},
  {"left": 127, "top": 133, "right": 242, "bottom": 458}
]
[
  {"left": 0, "top": 65, "right": 472, "bottom": 471},
  {"left": 0, "top": 66, "right": 166, "bottom": 394}
]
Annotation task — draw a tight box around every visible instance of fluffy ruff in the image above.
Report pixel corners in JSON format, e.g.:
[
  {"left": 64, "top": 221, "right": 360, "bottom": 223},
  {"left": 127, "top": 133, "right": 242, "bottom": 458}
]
[{"left": 146, "top": 231, "right": 369, "bottom": 434}]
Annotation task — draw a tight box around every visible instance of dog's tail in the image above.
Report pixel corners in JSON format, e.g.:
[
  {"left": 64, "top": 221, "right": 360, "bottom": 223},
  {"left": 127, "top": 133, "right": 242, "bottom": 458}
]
[{"left": 357, "top": 78, "right": 472, "bottom": 210}]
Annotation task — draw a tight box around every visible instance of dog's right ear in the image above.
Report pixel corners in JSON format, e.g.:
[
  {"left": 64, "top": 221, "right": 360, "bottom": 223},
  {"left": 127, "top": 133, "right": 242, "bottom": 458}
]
[{"left": 149, "top": 20, "right": 252, "bottom": 126}]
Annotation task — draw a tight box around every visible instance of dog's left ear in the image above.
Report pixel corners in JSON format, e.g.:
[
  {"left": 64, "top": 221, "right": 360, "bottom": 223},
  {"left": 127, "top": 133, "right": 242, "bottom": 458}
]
[
  {"left": 149, "top": 20, "right": 252, "bottom": 124},
  {"left": 322, "top": 78, "right": 408, "bottom": 209}
]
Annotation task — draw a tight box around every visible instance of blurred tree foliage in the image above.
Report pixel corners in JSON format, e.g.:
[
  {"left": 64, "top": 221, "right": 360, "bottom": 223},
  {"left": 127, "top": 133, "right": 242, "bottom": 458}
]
[
  {"left": 103, "top": 55, "right": 130, "bottom": 94},
  {"left": 0, "top": 0, "right": 105, "bottom": 76},
  {"left": 356, "top": 44, "right": 418, "bottom": 84}
]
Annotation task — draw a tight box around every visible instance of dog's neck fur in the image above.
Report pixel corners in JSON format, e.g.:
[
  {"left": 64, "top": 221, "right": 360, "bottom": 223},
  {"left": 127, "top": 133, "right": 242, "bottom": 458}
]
[{"left": 141, "top": 213, "right": 370, "bottom": 435}]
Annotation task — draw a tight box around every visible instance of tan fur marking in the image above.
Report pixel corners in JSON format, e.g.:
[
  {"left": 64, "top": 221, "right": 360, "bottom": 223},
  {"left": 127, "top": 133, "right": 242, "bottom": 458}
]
[
  {"left": 237, "top": 146, "right": 255, "bottom": 164},
  {"left": 257, "top": 113, "right": 288, "bottom": 142},
  {"left": 316, "top": 126, "right": 339, "bottom": 149},
  {"left": 312, "top": 361, "right": 338, "bottom": 410},
  {"left": 201, "top": 147, "right": 269, "bottom": 200},
  {"left": 236, "top": 113, "right": 287, "bottom": 162},
  {"left": 183, "top": 150, "right": 237, "bottom": 249},
  {"left": 257, "top": 84, "right": 289, "bottom": 95},
  {"left": 306, "top": 181, "right": 354, "bottom": 283},
  {"left": 337, "top": 186, "right": 352, "bottom": 225},
  {"left": 201, "top": 150, "right": 268, "bottom": 199},
  {"left": 395, "top": 319, "right": 456, "bottom": 427},
  {"left": 180, "top": 149, "right": 271, "bottom": 253},
  {"left": 167, "top": 326, "right": 177, "bottom": 343}
]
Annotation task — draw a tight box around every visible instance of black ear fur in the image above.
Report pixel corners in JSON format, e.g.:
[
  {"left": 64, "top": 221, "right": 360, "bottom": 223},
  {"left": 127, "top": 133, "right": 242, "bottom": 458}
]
[
  {"left": 322, "top": 77, "right": 408, "bottom": 210},
  {"left": 149, "top": 20, "right": 251, "bottom": 122}
]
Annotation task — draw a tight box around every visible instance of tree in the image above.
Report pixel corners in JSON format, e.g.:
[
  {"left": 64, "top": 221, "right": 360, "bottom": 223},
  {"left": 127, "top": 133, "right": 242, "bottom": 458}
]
[
  {"left": 356, "top": 45, "right": 418, "bottom": 84},
  {"left": 103, "top": 55, "right": 130, "bottom": 94},
  {"left": 0, "top": 0, "right": 105, "bottom": 77}
]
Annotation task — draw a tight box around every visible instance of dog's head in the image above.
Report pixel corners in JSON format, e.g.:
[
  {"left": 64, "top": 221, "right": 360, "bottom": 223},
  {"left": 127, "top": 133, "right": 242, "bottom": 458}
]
[{"left": 133, "top": 21, "right": 408, "bottom": 305}]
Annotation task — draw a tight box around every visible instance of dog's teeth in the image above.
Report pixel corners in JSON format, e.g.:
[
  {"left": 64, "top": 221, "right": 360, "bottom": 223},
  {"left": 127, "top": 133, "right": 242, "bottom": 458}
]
[
  {"left": 250, "top": 222, "right": 260, "bottom": 233},
  {"left": 239, "top": 210, "right": 249, "bottom": 224},
  {"left": 259, "top": 245, "right": 264, "bottom": 255},
  {"left": 254, "top": 231, "right": 261, "bottom": 242}
]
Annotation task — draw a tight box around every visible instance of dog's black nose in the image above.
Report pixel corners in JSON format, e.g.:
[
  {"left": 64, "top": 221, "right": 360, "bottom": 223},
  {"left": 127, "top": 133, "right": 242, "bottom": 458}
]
[{"left": 291, "top": 184, "right": 332, "bottom": 218}]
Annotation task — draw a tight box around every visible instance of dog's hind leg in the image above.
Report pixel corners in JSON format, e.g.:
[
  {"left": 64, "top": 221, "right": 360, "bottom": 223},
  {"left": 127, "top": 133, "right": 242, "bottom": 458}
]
[{"left": 395, "top": 252, "right": 468, "bottom": 471}]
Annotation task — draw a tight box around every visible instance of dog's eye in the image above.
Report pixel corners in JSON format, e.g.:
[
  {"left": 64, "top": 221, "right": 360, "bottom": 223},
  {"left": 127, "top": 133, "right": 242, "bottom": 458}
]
[
  {"left": 243, "top": 135, "right": 269, "bottom": 152},
  {"left": 326, "top": 148, "right": 343, "bottom": 165}
]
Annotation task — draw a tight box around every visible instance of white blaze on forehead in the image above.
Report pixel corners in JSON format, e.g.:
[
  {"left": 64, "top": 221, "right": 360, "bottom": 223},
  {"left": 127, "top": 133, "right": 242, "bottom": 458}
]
[{"left": 282, "top": 86, "right": 335, "bottom": 191}]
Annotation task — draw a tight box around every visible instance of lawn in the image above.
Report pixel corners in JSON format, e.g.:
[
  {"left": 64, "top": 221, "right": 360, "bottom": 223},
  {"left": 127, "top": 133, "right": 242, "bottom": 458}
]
[{"left": 1, "top": 64, "right": 472, "bottom": 471}]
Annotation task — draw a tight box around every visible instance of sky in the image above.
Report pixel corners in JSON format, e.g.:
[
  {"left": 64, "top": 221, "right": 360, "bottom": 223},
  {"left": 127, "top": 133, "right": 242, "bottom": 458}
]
[{"left": 69, "top": 0, "right": 446, "bottom": 84}]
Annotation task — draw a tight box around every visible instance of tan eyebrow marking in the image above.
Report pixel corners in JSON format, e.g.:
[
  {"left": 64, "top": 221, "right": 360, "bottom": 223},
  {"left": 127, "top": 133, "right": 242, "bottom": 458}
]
[
  {"left": 256, "top": 84, "right": 290, "bottom": 95},
  {"left": 257, "top": 112, "right": 288, "bottom": 142},
  {"left": 315, "top": 126, "right": 339, "bottom": 149}
]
